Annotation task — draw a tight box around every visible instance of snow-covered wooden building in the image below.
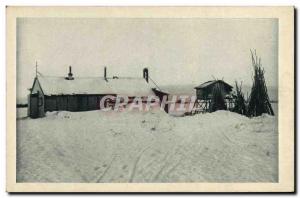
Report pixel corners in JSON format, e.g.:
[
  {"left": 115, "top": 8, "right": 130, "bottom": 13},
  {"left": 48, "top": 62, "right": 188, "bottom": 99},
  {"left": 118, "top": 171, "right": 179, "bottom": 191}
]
[
  {"left": 28, "top": 67, "right": 167, "bottom": 118},
  {"left": 194, "top": 80, "right": 233, "bottom": 100},
  {"left": 192, "top": 80, "right": 234, "bottom": 113}
]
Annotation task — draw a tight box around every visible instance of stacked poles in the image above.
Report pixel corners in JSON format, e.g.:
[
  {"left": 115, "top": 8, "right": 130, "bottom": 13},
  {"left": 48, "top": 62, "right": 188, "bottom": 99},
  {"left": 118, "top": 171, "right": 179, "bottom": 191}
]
[
  {"left": 247, "top": 50, "right": 274, "bottom": 117},
  {"left": 233, "top": 81, "right": 247, "bottom": 115}
]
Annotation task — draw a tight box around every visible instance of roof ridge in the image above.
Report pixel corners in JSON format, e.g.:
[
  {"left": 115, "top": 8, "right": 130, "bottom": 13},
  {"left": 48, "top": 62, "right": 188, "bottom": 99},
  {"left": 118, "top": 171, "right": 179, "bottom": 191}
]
[
  {"left": 41, "top": 75, "right": 106, "bottom": 78},
  {"left": 108, "top": 77, "right": 144, "bottom": 79},
  {"left": 40, "top": 76, "right": 145, "bottom": 79}
]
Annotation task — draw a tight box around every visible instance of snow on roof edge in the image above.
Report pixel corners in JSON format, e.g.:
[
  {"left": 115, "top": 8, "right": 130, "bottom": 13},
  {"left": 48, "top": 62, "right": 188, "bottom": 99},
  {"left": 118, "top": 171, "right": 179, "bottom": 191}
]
[{"left": 37, "top": 76, "right": 156, "bottom": 96}]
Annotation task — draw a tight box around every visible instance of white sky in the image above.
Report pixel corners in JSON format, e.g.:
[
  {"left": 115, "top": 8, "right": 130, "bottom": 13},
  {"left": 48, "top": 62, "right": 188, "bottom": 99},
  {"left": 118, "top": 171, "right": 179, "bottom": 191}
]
[{"left": 17, "top": 18, "right": 278, "bottom": 98}]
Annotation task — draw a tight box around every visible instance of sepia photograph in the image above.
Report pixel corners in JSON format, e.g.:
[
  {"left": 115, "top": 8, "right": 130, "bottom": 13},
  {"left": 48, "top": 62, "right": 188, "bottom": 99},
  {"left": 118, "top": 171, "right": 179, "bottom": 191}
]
[{"left": 6, "top": 6, "right": 294, "bottom": 192}]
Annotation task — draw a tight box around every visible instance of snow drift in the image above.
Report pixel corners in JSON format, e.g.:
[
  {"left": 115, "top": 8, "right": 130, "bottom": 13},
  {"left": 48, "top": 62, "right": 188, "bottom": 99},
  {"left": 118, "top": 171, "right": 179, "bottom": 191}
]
[{"left": 16, "top": 108, "right": 278, "bottom": 182}]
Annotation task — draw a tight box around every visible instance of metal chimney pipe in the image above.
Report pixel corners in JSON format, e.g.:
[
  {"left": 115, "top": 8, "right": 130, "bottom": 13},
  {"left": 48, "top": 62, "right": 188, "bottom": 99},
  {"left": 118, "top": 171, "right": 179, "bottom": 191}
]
[
  {"left": 143, "top": 68, "right": 149, "bottom": 83},
  {"left": 65, "top": 65, "right": 74, "bottom": 80}
]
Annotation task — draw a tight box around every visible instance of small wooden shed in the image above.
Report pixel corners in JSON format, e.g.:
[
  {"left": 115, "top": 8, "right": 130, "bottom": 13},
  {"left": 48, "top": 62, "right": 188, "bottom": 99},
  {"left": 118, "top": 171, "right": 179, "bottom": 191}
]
[
  {"left": 193, "top": 80, "right": 234, "bottom": 113},
  {"left": 195, "top": 80, "right": 233, "bottom": 100}
]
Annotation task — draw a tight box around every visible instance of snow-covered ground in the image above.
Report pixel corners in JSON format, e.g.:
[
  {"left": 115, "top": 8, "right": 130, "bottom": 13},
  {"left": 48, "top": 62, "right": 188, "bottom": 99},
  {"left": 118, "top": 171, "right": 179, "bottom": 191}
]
[{"left": 16, "top": 108, "right": 278, "bottom": 183}]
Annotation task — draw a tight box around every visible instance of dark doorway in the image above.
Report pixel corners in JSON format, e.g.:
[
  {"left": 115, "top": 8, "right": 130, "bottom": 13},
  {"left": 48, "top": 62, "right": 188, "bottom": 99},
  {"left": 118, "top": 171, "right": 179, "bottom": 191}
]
[{"left": 29, "top": 93, "right": 39, "bottom": 118}]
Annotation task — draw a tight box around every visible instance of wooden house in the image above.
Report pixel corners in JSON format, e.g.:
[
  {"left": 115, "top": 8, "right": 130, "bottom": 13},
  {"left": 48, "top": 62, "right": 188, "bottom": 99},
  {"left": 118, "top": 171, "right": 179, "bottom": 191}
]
[
  {"left": 193, "top": 80, "right": 234, "bottom": 113},
  {"left": 28, "top": 67, "right": 168, "bottom": 118}
]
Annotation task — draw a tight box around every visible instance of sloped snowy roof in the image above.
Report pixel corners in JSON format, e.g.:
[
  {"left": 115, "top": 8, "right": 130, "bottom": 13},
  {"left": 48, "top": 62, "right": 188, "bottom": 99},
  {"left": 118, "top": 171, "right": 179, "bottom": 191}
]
[
  {"left": 37, "top": 76, "right": 155, "bottom": 96},
  {"left": 108, "top": 77, "right": 155, "bottom": 96},
  {"left": 194, "top": 80, "right": 233, "bottom": 90}
]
